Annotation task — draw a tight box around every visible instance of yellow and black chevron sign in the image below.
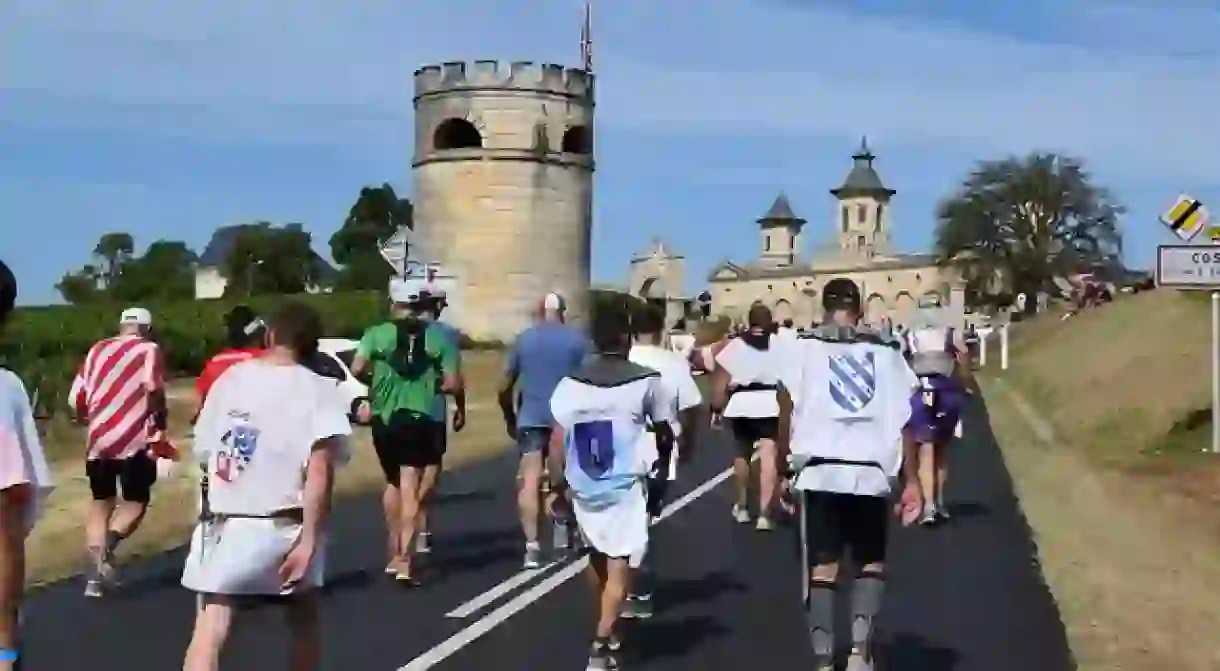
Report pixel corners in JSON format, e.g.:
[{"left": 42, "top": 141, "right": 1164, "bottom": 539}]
[{"left": 1160, "top": 195, "right": 1208, "bottom": 242}]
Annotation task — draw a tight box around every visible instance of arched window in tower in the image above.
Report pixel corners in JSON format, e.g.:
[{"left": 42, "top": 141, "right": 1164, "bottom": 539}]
[
  {"left": 789, "top": 232, "right": 795, "bottom": 251},
  {"left": 841, "top": 206, "right": 849, "bottom": 232},
  {"left": 857, "top": 203, "right": 868, "bottom": 224},
  {"left": 875, "top": 203, "right": 885, "bottom": 232},
  {"left": 857, "top": 234, "right": 866, "bottom": 249},
  {"left": 561, "top": 125, "right": 592, "bottom": 154},
  {"left": 433, "top": 118, "right": 483, "bottom": 150},
  {"left": 765, "top": 235, "right": 771, "bottom": 252}
]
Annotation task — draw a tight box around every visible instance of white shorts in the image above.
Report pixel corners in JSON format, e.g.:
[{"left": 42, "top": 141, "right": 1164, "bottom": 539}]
[
  {"left": 573, "top": 481, "right": 649, "bottom": 562},
  {"left": 181, "top": 517, "right": 326, "bottom": 596}
]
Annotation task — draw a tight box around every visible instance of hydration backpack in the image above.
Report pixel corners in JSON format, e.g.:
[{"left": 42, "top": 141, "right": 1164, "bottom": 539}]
[{"left": 387, "top": 318, "right": 434, "bottom": 380}]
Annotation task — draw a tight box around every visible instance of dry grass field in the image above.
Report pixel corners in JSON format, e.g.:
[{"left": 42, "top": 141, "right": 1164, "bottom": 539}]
[
  {"left": 25, "top": 350, "right": 510, "bottom": 586},
  {"left": 980, "top": 291, "right": 1220, "bottom": 670}
]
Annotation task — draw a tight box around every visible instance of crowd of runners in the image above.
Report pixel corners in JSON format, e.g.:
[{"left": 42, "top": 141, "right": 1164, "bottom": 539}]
[{"left": 0, "top": 257, "right": 975, "bottom": 671}]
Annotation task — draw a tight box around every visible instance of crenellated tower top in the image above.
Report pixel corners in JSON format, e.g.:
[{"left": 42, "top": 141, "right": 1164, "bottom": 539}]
[{"left": 413, "top": 60, "right": 595, "bottom": 102}]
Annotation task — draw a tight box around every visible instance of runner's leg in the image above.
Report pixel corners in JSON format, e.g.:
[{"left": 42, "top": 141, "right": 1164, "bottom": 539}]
[
  {"left": 803, "top": 491, "right": 846, "bottom": 670},
  {"left": 396, "top": 463, "right": 424, "bottom": 582},
  {"left": 916, "top": 441, "right": 938, "bottom": 523},
  {"left": 83, "top": 459, "right": 118, "bottom": 596},
  {"left": 728, "top": 420, "right": 752, "bottom": 523},
  {"left": 183, "top": 594, "right": 235, "bottom": 671},
  {"left": 102, "top": 453, "right": 157, "bottom": 583},
  {"left": 285, "top": 592, "right": 321, "bottom": 671},
  {"left": 934, "top": 441, "right": 951, "bottom": 518},
  {"left": 844, "top": 495, "right": 889, "bottom": 670},
  {"left": 371, "top": 418, "right": 402, "bottom": 573},
  {"left": 516, "top": 429, "right": 546, "bottom": 567},
  {"left": 0, "top": 485, "right": 29, "bottom": 670},
  {"left": 755, "top": 433, "right": 779, "bottom": 530},
  {"left": 414, "top": 422, "right": 445, "bottom": 557}
]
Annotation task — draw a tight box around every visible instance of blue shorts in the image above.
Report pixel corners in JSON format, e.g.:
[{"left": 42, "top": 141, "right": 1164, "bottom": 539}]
[{"left": 516, "top": 426, "right": 552, "bottom": 456}]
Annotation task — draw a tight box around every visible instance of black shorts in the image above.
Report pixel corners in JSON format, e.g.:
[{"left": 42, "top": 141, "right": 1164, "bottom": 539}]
[
  {"left": 371, "top": 412, "right": 446, "bottom": 483},
  {"left": 799, "top": 491, "right": 889, "bottom": 567},
  {"left": 85, "top": 452, "right": 158, "bottom": 503},
  {"left": 727, "top": 417, "right": 778, "bottom": 456}
]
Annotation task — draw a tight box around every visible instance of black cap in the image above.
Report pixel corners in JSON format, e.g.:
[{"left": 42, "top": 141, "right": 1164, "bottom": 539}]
[
  {"left": 821, "top": 278, "right": 861, "bottom": 313},
  {"left": 0, "top": 259, "right": 15, "bottom": 324}
]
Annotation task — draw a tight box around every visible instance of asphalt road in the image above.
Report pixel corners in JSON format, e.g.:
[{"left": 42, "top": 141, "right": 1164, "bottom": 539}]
[{"left": 20, "top": 396, "right": 1074, "bottom": 670}]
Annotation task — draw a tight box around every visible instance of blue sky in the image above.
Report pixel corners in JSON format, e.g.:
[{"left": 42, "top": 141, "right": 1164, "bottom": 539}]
[{"left": 3, "top": 0, "right": 1219, "bottom": 304}]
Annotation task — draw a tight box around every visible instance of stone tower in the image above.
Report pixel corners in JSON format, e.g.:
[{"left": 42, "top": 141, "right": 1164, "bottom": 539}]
[
  {"left": 830, "top": 137, "right": 895, "bottom": 259},
  {"left": 412, "top": 60, "right": 595, "bottom": 342},
  {"left": 756, "top": 193, "right": 806, "bottom": 267}
]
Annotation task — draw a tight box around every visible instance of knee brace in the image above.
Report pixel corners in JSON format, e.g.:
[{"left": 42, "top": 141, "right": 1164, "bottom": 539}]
[
  {"left": 806, "top": 579, "right": 836, "bottom": 659},
  {"left": 851, "top": 569, "right": 885, "bottom": 651}
]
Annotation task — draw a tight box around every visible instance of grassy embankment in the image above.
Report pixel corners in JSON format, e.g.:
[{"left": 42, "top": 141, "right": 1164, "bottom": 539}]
[{"left": 980, "top": 290, "right": 1220, "bottom": 671}]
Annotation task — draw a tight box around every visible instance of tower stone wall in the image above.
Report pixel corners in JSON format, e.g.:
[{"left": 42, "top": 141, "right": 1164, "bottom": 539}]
[{"left": 412, "top": 60, "right": 595, "bottom": 342}]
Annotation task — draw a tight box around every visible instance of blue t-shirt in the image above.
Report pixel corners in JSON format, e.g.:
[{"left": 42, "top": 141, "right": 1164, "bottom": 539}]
[
  {"left": 429, "top": 321, "right": 462, "bottom": 420},
  {"left": 507, "top": 323, "right": 590, "bottom": 428}
]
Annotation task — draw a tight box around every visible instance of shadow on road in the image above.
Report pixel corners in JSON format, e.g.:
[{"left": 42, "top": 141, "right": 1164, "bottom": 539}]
[
  {"left": 873, "top": 632, "right": 959, "bottom": 671},
  {"left": 654, "top": 570, "right": 748, "bottom": 611},
  {"left": 625, "top": 615, "right": 730, "bottom": 664}
]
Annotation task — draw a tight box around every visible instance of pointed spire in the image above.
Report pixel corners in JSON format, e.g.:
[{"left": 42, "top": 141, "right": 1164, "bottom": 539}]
[
  {"left": 853, "top": 136, "right": 874, "bottom": 163},
  {"left": 580, "top": 1, "right": 593, "bottom": 72},
  {"left": 756, "top": 192, "right": 806, "bottom": 227},
  {"left": 831, "top": 137, "right": 894, "bottom": 198}
]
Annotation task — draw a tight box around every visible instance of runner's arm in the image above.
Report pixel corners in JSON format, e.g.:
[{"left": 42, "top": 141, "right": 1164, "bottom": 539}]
[
  {"left": 301, "top": 436, "right": 339, "bottom": 545},
  {"left": 546, "top": 421, "right": 566, "bottom": 492},
  {"left": 498, "top": 344, "right": 521, "bottom": 431},
  {"left": 775, "top": 382, "right": 793, "bottom": 467},
  {"left": 146, "top": 345, "right": 168, "bottom": 432}
]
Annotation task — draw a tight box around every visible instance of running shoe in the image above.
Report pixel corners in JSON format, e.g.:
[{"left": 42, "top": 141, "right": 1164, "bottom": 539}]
[
  {"left": 384, "top": 562, "right": 398, "bottom": 576},
  {"left": 846, "top": 652, "right": 874, "bottom": 671},
  {"left": 937, "top": 501, "right": 952, "bottom": 520},
  {"left": 621, "top": 593, "right": 654, "bottom": 620},
  {"left": 919, "top": 503, "right": 939, "bottom": 526},
  {"left": 732, "top": 504, "right": 751, "bottom": 524},
  {"left": 585, "top": 642, "right": 620, "bottom": 671},
  {"left": 523, "top": 543, "right": 542, "bottom": 569},
  {"left": 755, "top": 516, "right": 777, "bottom": 532},
  {"left": 553, "top": 519, "right": 570, "bottom": 551},
  {"left": 83, "top": 579, "right": 103, "bottom": 598},
  {"left": 416, "top": 532, "right": 432, "bottom": 555}
]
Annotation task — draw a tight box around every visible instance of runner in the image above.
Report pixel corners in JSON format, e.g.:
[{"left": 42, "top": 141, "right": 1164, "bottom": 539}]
[
  {"left": 413, "top": 286, "right": 467, "bottom": 557},
  {"left": 351, "top": 278, "right": 460, "bottom": 584},
  {"left": 68, "top": 306, "right": 168, "bottom": 598},
  {"left": 194, "top": 305, "right": 267, "bottom": 415},
  {"left": 623, "top": 304, "right": 702, "bottom": 620},
  {"left": 181, "top": 301, "right": 351, "bottom": 671},
  {"left": 902, "top": 299, "right": 971, "bottom": 525},
  {"left": 498, "top": 293, "right": 588, "bottom": 569},
  {"left": 0, "top": 260, "right": 53, "bottom": 670},
  {"left": 778, "top": 278, "right": 922, "bottom": 671},
  {"left": 710, "top": 303, "right": 785, "bottom": 531},
  {"left": 546, "top": 298, "right": 676, "bottom": 670}
]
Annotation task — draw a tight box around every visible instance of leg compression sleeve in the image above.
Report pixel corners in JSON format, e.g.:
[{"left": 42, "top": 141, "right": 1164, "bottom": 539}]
[
  {"left": 851, "top": 570, "right": 885, "bottom": 650},
  {"left": 806, "top": 579, "right": 836, "bottom": 658}
]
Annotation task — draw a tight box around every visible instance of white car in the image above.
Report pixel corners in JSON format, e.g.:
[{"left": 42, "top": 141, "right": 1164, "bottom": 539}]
[{"left": 309, "top": 337, "right": 370, "bottom": 420}]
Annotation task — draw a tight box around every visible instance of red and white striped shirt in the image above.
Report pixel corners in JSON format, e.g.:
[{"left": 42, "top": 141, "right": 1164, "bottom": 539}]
[{"left": 69, "top": 336, "right": 165, "bottom": 461}]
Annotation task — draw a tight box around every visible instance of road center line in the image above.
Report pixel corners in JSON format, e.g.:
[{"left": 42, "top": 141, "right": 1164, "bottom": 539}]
[
  {"left": 445, "top": 559, "right": 565, "bottom": 619},
  {"left": 400, "top": 465, "right": 736, "bottom": 670}
]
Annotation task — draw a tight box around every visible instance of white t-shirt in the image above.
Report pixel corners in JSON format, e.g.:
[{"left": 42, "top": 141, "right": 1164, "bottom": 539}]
[
  {"left": 629, "top": 344, "right": 702, "bottom": 437},
  {"left": 780, "top": 339, "right": 918, "bottom": 496},
  {"left": 776, "top": 327, "right": 799, "bottom": 342},
  {"left": 193, "top": 359, "right": 353, "bottom": 516},
  {"left": 714, "top": 336, "right": 784, "bottom": 418},
  {"left": 550, "top": 369, "right": 678, "bottom": 505},
  {"left": 0, "top": 369, "right": 53, "bottom": 534}
]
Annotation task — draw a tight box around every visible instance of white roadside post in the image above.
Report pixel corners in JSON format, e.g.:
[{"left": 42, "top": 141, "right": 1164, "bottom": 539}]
[
  {"left": 1000, "top": 324, "right": 1010, "bottom": 371},
  {"left": 1156, "top": 194, "right": 1214, "bottom": 452},
  {"left": 1157, "top": 243, "right": 1220, "bottom": 453}
]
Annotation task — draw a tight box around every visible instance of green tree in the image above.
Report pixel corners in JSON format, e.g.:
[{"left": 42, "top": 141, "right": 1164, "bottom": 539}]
[
  {"left": 933, "top": 153, "right": 1124, "bottom": 305},
  {"left": 223, "top": 223, "right": 317, "bottom": 297},
  {"left": 112, "top": 240, "right": 198, "bottom": 303},
  {"left": 55, "top": 264, "right": 103, "bottom": 305},
  {"left": 329, "top": 183, "right": 413, "bottom": 290},
  {"left": 93, "top": 232, "right": 135, "bottom": 288}
]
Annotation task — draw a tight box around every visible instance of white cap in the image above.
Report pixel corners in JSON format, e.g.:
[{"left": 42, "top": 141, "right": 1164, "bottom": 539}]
[
  {"left": 389, "top": 277, "right": 429, "bottom": 304},
  {"left": 119, "top": 307, "right": 152, "bottom": 326},
  {"left": 542, "top": 292, "right": 566, "bottom": 313}
]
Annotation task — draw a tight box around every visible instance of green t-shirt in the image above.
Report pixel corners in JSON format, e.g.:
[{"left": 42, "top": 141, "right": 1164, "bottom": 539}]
[{"left": 357, "top": 320, "right": 459, "bottom": 423}]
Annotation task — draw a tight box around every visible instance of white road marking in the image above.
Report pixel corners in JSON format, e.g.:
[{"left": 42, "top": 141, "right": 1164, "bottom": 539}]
[
  {"left": 399, "top": 465, "right": 736, "bottom": 670},
  {"left": 445, "top": 559, "right": 564, "bottom": 619}
]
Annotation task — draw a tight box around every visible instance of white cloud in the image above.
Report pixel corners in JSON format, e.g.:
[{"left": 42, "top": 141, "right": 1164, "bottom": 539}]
[{"left": 3, "top": 0, "right": 1218, "bottom": 182}]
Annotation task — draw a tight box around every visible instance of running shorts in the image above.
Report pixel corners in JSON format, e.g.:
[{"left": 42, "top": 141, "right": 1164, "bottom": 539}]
[
  {"left": 85, "top": 452, "right": 158, "bottom": 503},
  {"left": 727, "top": 417, "right": 779, "bottom": 457},
  {"left": 371, "top": 411, "right": 446, "bottom": 481},
  {"left": 799, "top": 490, "right": 888, "bottom": 567}
]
